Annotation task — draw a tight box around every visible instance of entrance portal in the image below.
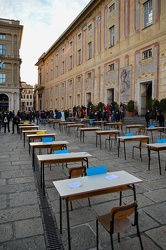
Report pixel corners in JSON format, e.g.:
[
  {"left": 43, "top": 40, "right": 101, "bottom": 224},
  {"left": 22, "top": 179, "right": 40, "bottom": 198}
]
[
  {"left": 140, "top": 81, "right": 152, "bottom": 115},
  {"left": 0, "top": 94, "right": 9, "bottom": 111}
]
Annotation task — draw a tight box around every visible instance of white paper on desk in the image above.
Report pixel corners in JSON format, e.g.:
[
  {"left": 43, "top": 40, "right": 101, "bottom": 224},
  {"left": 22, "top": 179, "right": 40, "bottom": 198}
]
[
  {"left": 80, "top": 152, "right": 87, "bottom": 155},
  {"left": 68, "top": 180, "right": 82, "bottom": 188},
  {"left": 105, "top": 174, "right": 118, "bottom": 180}
]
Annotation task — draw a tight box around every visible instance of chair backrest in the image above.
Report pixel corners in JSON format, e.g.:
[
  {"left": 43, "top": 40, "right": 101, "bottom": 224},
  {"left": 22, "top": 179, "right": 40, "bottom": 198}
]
[
  {"left": 109, "top": 132, "right": 118, "bottom": 139},
  {"left": 50, "top": 145, "right": 63, "bottom": 154},
  {"left": 86, "top": 165, "right": 107, "bottom": 176},
  {"left": 24, "top": 121, "right": 29, "bottom": 125},
  {"left": 140, "top": 137, "right": 149, "bottom": 144},
  {"left": 139, "top": 126, "right": 145, "bottom": 133},
  {"left": 42, "top": 137, "right": 53, "bottom": 142},
  {"left": 111, "top": 201, "right": 137, "bottom": 220},
  {"left": 54, "top": 149, "right": 69, "bottom": 154},
  {"left": 36, "top": 131, "right": 46, "bottom": 135},
  {"left": 69, "top": 166, "right": 86, "bottom": 178}
]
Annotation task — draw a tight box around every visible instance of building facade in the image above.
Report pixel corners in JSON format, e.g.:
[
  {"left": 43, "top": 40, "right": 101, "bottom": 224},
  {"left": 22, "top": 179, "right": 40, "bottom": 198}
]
[
  {"left": 35, "top": 0, "right": 166, "bottom": 116},
  {"left": 0, "top": 18, "right": 23, "bottom": 113},
  {"left": 20, "top": 81, "right": 34, "bottom": 111}
]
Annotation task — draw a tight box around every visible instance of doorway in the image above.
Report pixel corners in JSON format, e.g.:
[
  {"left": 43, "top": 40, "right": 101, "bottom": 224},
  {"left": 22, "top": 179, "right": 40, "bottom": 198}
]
[
  {"left": 0, "top": 94, "right": 9, "bottom": 111},
  {"left": 140, "top": 81, "right": 152, "bottom": 115},
  {"left": 107, "top": 88, "right": 114, "bottom": 104}
]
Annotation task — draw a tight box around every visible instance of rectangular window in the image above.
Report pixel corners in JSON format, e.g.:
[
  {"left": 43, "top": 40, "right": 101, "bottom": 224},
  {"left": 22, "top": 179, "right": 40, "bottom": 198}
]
[
  {"left": 109, "top": 3, "right": 115, "bottom": 12},
  {"left": 70, "top": 41, "right": 73, "bottom": 46},
  {"left": 27, "top": 102, "right": 29, "bottom": 105},
  {"left": 0, "top": 73, "right": 6, "bottom": 84},
  {"left": 88, "top": 24, "right": 92, "bottom": 31},
  {"left": 108, "top": 63, "right": 114, "bottom": 71},
  {"left": 143, "top": 49, "right": 152, "bottom": 59},
  {"left": 109, "top": 26, "right": 115, "bottom": 47},
  {"left": 62, "top": 61, "right": 65, "bottom": 74},
  {"left": 56, "top": 65, "right": 58, "bottom": 76},
  {"left": 30, "top": 95, "right": 32, "bottom": 99},
  {"left": 27, "top": 95, "right": 29, "bottom": 99},
  {"left": 0, "top": 44, "right": 6, "bottom": 55},
  {"left": 77, "top": 76, "right": 81, "bottom": 82},
  {"left": 87, "top": 72, "right": 92, "bottom": 78},
  {"left": 0, "top": 34, "right": 6, "bottom": 40},
  {"left": 88, "top": 41, "right": 92, "bottom": 59},
  {"left": 30, "top": 102, "right": 32, "bottom": 105},
  {"left": 144, "top": 0, "right": 152, "bottom": 27},
  {"left": 78, "top": 33, "right": 81, "bottom": 40},
  {"left": 69, "top": 55, "right": 73, "bottom": 70},
  {"left": 0, "top": 62, "right": 6, "bottom": 69},
  {"left": 78, "top": 49, "right": 81, "bottom": 65}
]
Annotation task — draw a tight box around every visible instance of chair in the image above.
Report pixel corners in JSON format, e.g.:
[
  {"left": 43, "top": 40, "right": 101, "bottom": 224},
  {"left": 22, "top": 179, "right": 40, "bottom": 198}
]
[
  {"left": 49, "top": 145, "right": 65, "bottom": 170},
  {"left": 54, "top": 149, "right": 69, "bottom": 169},
  {"left": 105, "top": 132, "right": 118, "bottom": 150},
  {"left": 89, "top": 119, "right": 94, "bottom": 126},
  {"left": 132, "top": 137, "right": 149, "bottom": 161},
  {"left": 24, "top": 121, "right": 29, "bottom": 125},
  {"left": 96, "top": 201, "right": 144, "bottom": 250},
  {"left": 68, "top": 165, "right": 90, "bottom": 210},
  {"left": 136, "top": 126, "right": 146, "bottom": 135}
]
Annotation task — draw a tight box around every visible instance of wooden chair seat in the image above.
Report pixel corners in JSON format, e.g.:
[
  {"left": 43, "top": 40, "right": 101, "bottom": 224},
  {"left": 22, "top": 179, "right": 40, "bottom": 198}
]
[
  {"left": 96, "top": 201, "right": 144, "bottom": 250},
  {"left": 132, "top": 137, "right": 149, "bottom": 161}
]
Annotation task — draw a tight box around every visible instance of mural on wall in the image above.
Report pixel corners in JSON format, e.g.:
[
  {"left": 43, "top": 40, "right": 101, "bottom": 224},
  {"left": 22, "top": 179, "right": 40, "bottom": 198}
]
[{"left": 120, "top": 66, "right": 131, "bottom": 103}]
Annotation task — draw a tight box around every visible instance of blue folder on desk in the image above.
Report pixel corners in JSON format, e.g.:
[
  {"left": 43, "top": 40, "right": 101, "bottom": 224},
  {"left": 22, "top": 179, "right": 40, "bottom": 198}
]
[
  {"left": 149, "top": 125, "right": 155, "bottom": 128},
  {"left": 156, "top": 139, "right": 166, "bottom": 143},
  {"left": 125, "top": 133, "right": 133, "bottom": 136},
  {"left": 86, "top": 166, "right": 107, "bottom": 176}
]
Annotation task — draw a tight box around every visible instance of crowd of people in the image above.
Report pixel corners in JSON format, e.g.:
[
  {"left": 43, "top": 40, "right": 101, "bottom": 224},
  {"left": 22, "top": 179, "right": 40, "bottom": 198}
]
[{"left": 0, "top": 103, "right": 165, "bottom": 133}]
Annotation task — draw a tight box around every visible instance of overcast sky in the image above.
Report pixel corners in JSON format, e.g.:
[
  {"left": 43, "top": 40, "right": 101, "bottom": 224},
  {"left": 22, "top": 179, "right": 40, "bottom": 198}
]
[{"left": 1, "top": 0, "right": 90, "bottom": 86}]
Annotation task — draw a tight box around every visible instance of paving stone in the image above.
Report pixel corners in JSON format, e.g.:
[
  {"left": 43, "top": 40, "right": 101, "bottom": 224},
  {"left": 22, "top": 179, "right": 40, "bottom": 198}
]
[
  {"left": 0, "top": 223, "right": 13, "bottom": 243},
  {"left": 5, "top": 236, "right": 46, "bottom": 250},
  {"left": 9, "top": 191, "right": 38, "bottom": 207}
]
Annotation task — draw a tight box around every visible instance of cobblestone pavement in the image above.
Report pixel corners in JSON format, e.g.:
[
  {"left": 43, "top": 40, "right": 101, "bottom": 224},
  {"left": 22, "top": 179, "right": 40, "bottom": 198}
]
[{"left": 0, "top": 120, "right": 166, "bottom": 250}]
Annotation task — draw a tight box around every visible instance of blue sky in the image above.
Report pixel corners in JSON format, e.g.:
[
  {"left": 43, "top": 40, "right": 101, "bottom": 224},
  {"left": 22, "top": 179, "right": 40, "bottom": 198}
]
[{"left": 1, "top": 0, "right": 90, "bottom": 85}]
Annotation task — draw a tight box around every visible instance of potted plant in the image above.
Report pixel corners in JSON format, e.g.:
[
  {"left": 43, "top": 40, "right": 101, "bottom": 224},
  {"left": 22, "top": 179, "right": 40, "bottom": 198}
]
[{"left": 127, "top": 100, "right": 134, "bottom": 116}]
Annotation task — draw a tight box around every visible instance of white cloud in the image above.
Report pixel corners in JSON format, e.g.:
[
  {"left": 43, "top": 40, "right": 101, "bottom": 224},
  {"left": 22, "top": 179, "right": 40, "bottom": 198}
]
[{"left": 1, "top": 0, "right": 90, "bottom": 85}]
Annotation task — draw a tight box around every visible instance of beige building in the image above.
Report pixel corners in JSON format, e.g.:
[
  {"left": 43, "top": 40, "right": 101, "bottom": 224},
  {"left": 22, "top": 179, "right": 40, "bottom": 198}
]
[
  {"left": 0, "top": 18, "right": 23, "bottom": 113},
  {"left": 20, "top": 81, "right": 34, "bottom": 111},
  {"left": 35, "top": 0, "right": 166, "bottom": 115}
]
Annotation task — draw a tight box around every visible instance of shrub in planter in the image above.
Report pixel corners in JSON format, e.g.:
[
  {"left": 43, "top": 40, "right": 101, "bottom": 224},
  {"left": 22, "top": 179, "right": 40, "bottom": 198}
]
[{"left": 127, "top": 100, "right": 134, "bottom": 112}]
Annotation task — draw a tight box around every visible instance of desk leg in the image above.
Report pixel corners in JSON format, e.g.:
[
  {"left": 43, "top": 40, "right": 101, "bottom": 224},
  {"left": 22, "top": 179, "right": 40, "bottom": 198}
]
[
  {"left": 124, "top": 141, "right": 126, "bottom": 160},
  {"left": 118, "top": 139, "right": 120, "bottom": 157},
  {"left": 83, "top": 131, "right": 84, "bottom": 143},
  {"left": 32, "top": 147, "right": 34, "bottom": 169},
  {"left": 66, "top": 198, "right": 71, "bottom": 250},
  {"left": 148, "top": 147, "right": 151, "bottom": 170},
  {"left": 151, "top": 131, "right": 153, "bottom": 143},
  {"left": 29, "top": 138, "right": 31, "bottom": 154},
  {"left": 41, "top": 162, "right": 43, "bottom": 188},
  {"left": 158, "top": 150, "right": 161, "bottom": 175},
  {"left": 60, "top": 197, "right": 62, "bottom": 234},
  {"left": 96, "top": 134, "right": 97, "bottom": 148},
  {"left": 80, "top": 131, "right": 82, "bottom": 141},
  {"left": 43, "top": 163, "right": 45, "bottom": 196},
  {"left": 24, "top": 133, "right": 25, "bottom": 147},
  {"left": 100, "top": 135, "right": 101, "bottom": 149}
]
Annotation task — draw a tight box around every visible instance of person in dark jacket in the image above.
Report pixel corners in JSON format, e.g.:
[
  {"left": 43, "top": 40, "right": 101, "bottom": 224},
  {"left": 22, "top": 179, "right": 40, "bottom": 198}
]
[
  {"left": 3, "top": 112, "right": 10, "bottom": 133},
  {"left": 145, "top": 110, "right": 150, "bottom": 127},
  {"left": 12, "top": 115, "right": 20, "bottom": 134}
]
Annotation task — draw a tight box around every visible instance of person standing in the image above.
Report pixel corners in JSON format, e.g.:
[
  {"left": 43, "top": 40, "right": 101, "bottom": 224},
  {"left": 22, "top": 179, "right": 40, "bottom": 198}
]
[
  {"left": 145, "top": 110, "right": 150, "bottom": 127},
  {"left": 12, "top": 115, "right": 20, "bottom": 134},
  {"left": 3, "top": 112, "right": 10, "bottom": 133}
]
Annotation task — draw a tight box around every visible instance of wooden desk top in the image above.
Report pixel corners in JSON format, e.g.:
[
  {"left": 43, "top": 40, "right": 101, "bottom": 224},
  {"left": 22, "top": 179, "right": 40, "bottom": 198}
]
[
  {"left": 95, "top": 130, "right": 119, "bottom": 135},
  {"left": 125, "top": 124, "right": 144, "bottom": 128},
  {"left": 79, "top": 127, "right": 101, "bottom": 131},
  {"left": 118, "top": 135, "right": 149, "bottom": 140},
  {"left": 53, "top": 170, "right": 142, "bottom": 198},
  {"left": 30, "top": 141, "right": 69, "bottom": 147},
  {"left": 37, "top": 152, "right": 92, "bottom": 162},
  {"left": 27, "top": 133, "right": 56, "bottom": 138}
]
